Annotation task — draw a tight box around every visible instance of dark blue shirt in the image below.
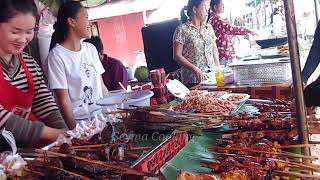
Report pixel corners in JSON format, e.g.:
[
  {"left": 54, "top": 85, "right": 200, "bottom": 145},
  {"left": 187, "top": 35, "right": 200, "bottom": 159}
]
[{"left": 302, "top": 21, "right": 320, "bottom": 83}]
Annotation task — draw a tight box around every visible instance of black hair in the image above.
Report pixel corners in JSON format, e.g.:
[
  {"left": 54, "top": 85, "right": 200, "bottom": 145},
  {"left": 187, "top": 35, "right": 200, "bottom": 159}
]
[
  {"left": 49, "top": 1, "right": 84, "bottom": 51},
  {"left": 83, "top": 36, "right": 104, "bottom": 55},
  {"left": 270, "top": 8, "right": 280, "bottom": 24},
  {"left": 0, "top": 0, "right": 39, "bottom": 23},
  {"left": 208, "top": 0, "right": 222, "bottom": 21},
  {"left": 180, "top": 0, "right": 206, "bottom": 23},
  {"left": 210, "top": 0, "right": 222, "bottom": 9}
]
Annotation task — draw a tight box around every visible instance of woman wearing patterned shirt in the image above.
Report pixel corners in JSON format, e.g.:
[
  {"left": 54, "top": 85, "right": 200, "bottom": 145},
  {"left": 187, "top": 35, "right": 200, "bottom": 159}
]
[
  {"left": 173, "top": 0, "right": 220, "bottom": 85},
  {"left": 0, "top": 0, "right": 67, "bottom": 149},
  {"left": 208, "top": 0, "right": 256, "bottom": 65}
]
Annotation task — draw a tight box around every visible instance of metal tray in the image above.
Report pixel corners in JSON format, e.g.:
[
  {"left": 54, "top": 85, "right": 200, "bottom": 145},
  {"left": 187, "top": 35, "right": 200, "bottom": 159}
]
[{"left": 219, "top": 93, "right": 251, "bottom": 115}]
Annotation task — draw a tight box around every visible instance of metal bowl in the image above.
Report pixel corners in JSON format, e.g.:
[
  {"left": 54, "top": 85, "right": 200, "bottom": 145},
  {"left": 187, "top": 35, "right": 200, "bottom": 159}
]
[{"left": 255, "top": 37, "right": 288, "bottom": 49}]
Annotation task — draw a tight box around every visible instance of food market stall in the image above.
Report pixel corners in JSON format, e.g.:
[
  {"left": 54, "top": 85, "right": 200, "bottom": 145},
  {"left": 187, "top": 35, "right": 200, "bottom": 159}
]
[
  {"left": 1, "top": 1, "right": 319, "bottom": 180},
  {"left": 194, "top": 37, "right": 293, "bottom": 100}
]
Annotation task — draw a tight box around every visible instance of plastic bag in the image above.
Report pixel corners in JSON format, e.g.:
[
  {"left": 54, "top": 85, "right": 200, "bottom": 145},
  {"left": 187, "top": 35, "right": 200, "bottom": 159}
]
[
  {"left": 0, "top": 167, "right": 6, "bottom": 180},
  {"left": 0, "top": 129, "right": 26, "bottom": 177}
]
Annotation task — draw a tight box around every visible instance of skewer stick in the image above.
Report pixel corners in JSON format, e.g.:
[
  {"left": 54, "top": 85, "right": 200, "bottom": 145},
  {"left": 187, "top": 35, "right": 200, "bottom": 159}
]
[
  {"left": 280, "top": 144, "right": 312, "bottom": 149},
  {"left": 72, "top": 144, "right": 109, "bottom": 149},
  {"left": 35, "top": 150, "right": 149, "bottom": 176},
  {"left": 180, "top": 112, "right": 224, "bottom": 117},
  {"left": 125, "top": 152, "right": 141, "bottom": 159},
  {"left": 287, "top": 164, "right": 320, "bottom": 173},
  {"left": 216, "top": 138, "right": 311, "bottom": 149},
  {"left": 211, "top": 151, "right": 320, "bottom": 172},
  {"left": 202, "top": 161, "right": 264, "bottom": 171},
  {"left": 128, "top": 146, "right": 152, "bottom": 151},
  {"left": 210, "top": 147, "right": 318, "bottom": 160},
  {"left": 273, "top": 170, "right": 320, "bottom": 179},
  {"left": 204, "top": 158, "right": 320, "bottom": 179},
  {"left": 49, "top": 166, "right": 91, "bottom": 180},
  {"left": 24, "top": 168, "right": 45, "bottom": 177},
  {"left": 74, "top": 148, "right": 99, "bottom": 152},
  {"left": 103, "top": 110, "right": 127, "bottom": 115}
]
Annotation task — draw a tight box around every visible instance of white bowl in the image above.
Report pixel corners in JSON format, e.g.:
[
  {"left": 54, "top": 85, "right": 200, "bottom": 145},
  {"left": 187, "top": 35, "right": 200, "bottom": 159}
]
[
  {"left": 97, "top": 90, "right": 154, "bottom": 112},
  {"left": 108, "top": 89, "right": 127, "bottom": 94}
]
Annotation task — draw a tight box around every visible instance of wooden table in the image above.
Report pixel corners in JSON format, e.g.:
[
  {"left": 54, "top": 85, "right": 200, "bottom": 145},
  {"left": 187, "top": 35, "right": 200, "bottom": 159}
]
[{"left": 192, "top": 82, "right": 292, "bottom": 100}]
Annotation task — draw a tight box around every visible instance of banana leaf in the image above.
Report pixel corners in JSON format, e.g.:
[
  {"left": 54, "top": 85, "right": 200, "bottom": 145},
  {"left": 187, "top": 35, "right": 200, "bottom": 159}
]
[{"left": 160, "top": 127, "right": 227, "bottom": 180}]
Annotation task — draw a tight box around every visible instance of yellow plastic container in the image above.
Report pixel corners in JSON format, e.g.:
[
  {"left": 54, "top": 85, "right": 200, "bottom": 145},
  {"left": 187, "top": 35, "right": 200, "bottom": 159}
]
[{"left": 215, "top": 69, "right": 225, "bottom": 87}]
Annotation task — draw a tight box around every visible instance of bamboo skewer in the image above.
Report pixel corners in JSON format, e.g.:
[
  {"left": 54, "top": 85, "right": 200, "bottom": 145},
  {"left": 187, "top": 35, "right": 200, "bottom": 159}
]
[
  {"left": 203, "top": 158, "right": 320, "bottom": 179},
  {"left": 210, "top": 151, "right": 320, "bottom": 172},
  {"left": 125, "top": 152, "right": 141, "bottom": 159},
  {"left": 128, "top": 146, "right": 152, "bottom": 151},
  {"left": 204, "top": 161, "right": 320, "bottom": 179},
  {"left": 202, "top": 161, "right": 262, "bottom": 171},
  {"left": 49, "top": 166, "right": 91, "bottom": 180},
  {"left": 24, "top": 168, "right": 45, "bottom": 177},
  {"left": 71, "top": 144, "right": 151, "bottom": 151},
  {"left": 210, "top": 147, "right": 318, "bottom": 160},
  {"left": 36, "top": 150, "right": 150, "bottom": 176},
  {"left": 216, "top": 139, "right": 311, "bottom": 149},
  {"left": 103, "top": 110, "right": 127, "bottom": 115},
  {"left": 280, "top": 144, "right": 312, "bottom": 149},
  {"left": 273, "top": 170, "right": 320, "bottom": 179},
  {"left": 73, "top": 148, "right": 99, "bottom": 152},
  {"left": 287, "top": 163, "right": 320, "bottom": 172},
  {"left": 72, "top": 144, "right": 109, "bottom": 149}
]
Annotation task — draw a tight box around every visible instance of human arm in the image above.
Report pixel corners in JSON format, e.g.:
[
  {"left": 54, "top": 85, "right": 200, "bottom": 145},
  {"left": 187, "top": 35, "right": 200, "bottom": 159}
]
[
  {"left": 46, "top": 52, "right": 75, "bottom": 129},
  {"left": 90, "top": 44, "right": 108, "bottom": 96},
  {"left": 173, "top": 42, "right": 203, "bottom": 82},
  {"left": 301, "top": 22, "right": 320, "bottom": 84},
  {"left": 210, "top": 15, "right": 254, "bottom": 36},
  {"left": 1, "top": 110, "right": 65, "bottom": 147},
  {"left": 210, "top": 27, "right": 220, "bottom": 67},
  {"left": 101, "top": 76, "right": 109, "bottom": 96},
  {"left": 53, "top": 89, "right": 76, "bottom": 130},
  {"left": 31, "top": 59, "right": 67, "bottom": 129},
  {"left": 213, "top": 42, "right": 220, "bottom": 67}
]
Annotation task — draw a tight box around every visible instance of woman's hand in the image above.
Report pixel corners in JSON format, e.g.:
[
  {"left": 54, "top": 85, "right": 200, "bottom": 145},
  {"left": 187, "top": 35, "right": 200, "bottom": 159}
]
[
  {"left": 249, "top": 30, "right": 258, "bottom": 36},
  {"left": 192, "top": 66, "right": 204, "bottom": 82},
  {"left": 41, "top": 126, "right": 67, "bottom": 141},
  {"left": 32, "top": 126, "right": 67, "bottom": 148}
]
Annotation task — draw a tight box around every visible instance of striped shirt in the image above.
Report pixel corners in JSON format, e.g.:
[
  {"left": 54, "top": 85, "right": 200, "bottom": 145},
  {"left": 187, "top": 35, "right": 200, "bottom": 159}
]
[{"left": 0, "top": 53, "right": 59, "bottom": 128}]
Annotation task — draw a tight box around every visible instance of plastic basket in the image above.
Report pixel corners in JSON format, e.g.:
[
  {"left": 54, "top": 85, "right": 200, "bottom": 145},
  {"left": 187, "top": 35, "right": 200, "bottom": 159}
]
[
  {"left": 231, "top": 62, "right": 291, "bottom": 84},
  {"left": 133, "top": 132, "right": 189, "bottom": 173}
]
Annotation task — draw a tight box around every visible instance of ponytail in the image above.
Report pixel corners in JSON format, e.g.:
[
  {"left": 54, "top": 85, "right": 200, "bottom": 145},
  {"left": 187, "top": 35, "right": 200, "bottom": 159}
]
[
  {"left": 180, "top": 0, "right": 206, "bottom": 23},
  {"left": 210, "top": 0, "right": 222, "bottom": 13},
  {"left": 207, "top": 9, "right": 212, "bottom": 23},
  {"left": 49, "top": 1, "right": 83, "bottom": 51},
  {"left": 50, "top": 22, "right": 67, "bottom": 51},
  {"left": 180, "top": 6, "right": 189, "bottom": 23}
]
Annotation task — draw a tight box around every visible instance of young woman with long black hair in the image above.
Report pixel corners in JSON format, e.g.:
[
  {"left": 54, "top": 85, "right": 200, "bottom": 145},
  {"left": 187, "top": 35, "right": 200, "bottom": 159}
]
[
  {"left": 45, "top": 1, "right": 108, "bottom": 129},
  {"left": 0, "top": 0, "right": 67, "bottom": 149}
]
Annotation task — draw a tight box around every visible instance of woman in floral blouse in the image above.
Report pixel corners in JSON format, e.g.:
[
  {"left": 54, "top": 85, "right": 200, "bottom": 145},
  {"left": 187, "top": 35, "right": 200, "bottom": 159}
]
[
  {"left": 208, "top": 0, "right": 256, "bottom": 65},
  {"left": 173, "top": 0, "right": 220, "bottom": 86}
]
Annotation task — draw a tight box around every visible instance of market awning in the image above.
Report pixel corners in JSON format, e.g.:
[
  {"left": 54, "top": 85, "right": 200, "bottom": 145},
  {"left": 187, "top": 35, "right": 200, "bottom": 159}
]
[{"left": 39, "top": 0, "right": 165, "bottom": 18}]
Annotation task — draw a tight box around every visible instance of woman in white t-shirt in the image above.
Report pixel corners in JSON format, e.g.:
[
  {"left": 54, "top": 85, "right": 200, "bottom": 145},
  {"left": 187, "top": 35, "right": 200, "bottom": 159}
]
[{"left": 46, "top": 1, "right": 108, "bottom": 129}]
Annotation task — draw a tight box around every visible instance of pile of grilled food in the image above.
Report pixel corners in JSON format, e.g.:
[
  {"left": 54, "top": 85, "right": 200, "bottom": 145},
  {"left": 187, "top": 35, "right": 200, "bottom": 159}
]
[
  {"left": 11, "top": 122, "right": 160, "bottom": 179},
  {"left": 179, "top": 110, "right": 320, "bottom": 180},
  {"left": 124, "top": 107, "right": 224, "bottom": 132}
]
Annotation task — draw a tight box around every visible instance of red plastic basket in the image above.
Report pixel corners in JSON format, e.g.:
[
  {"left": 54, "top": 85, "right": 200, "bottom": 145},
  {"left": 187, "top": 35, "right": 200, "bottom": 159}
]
[{"left": 133, "top": 132, "right": 189, "bottom": 173}]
